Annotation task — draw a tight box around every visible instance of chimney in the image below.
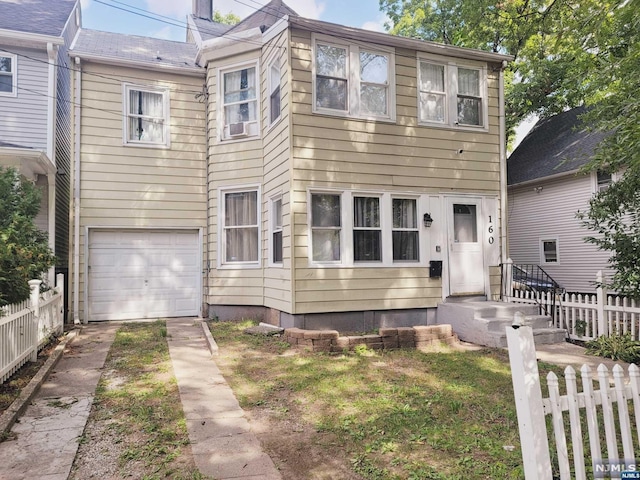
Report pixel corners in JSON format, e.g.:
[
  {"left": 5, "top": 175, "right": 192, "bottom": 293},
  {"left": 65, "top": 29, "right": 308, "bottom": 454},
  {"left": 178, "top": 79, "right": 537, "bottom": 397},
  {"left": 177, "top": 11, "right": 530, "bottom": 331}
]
[{"left": 192, "top": 0, "right": 213, "bottom": 20}]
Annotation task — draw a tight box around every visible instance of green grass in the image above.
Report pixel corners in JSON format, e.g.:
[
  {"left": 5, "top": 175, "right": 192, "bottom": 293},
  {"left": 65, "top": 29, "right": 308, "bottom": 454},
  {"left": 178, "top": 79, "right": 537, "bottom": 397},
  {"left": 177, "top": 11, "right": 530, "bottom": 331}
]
[
  {"left": 90, "top": 321, "right": 206, "bottom": 479},
  {"left": 209, "top": 320, "right": 565, "bottom": 479}
]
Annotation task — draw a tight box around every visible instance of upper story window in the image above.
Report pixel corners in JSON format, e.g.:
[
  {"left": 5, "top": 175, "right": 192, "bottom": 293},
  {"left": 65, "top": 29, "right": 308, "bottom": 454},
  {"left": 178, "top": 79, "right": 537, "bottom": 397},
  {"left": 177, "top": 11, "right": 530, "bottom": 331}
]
[
  {"left": 220, "top": 63, "right": 259, "bottom": 140},
  {"left": 0, "top": 54, "right": 17, "bottom": 97},
  {"left": 313, "top": 34, "right": 395, "bottom": 121},
  {"left": 595, "top": 170, "right": 613, "bottom": 193},
  {"left": 270, "top": 195, "right": 283, "bottom": 265},
  {"left": 124, "top": 84, "right": 169, "bottom": 147},
  {"left": 418, "top": 58, "right": 487, "bottom": 129},
  {"left": 268, "top": 61, "right": 281, "bottom": 125}
]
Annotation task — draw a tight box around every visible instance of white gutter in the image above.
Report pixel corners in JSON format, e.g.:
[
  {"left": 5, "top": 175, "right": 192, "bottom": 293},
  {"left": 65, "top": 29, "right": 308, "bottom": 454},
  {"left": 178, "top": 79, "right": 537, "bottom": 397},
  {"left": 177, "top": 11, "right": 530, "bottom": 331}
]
[
  {"left": 507, "top": 169, "right": 582, "bottom": 189},
  {"left": 73, "top": 56, "right": 82, "bottom": 324},
  {"left": 71, "top": 52, "right": 204, "bottom": 77},
  {"left": 499, "top": 63, "right": 508, "bottom": 267},
  {"left": 0, "top": 28, "right": 64, "bottom": 46}
]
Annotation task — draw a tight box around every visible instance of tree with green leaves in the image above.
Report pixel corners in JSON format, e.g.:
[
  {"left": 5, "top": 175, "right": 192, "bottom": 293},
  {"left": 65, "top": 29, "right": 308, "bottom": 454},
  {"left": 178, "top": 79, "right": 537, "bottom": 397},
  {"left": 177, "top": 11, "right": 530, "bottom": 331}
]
[
  {"left": 577, "top": 0, "right": 640, "bottom": 296},
  {"left": 0, "top": 167, "right": 55, "bottom": 306},
  {"left": 213, "top": 9, "right": 241, "bottom": 26}
]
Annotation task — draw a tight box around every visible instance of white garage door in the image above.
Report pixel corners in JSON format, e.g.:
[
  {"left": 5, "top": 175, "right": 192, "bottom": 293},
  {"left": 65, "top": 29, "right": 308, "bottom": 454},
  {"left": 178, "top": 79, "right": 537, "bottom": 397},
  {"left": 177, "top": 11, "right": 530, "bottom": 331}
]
[{"left": 88, "top": 229, "right": 201, "bottom": 321}]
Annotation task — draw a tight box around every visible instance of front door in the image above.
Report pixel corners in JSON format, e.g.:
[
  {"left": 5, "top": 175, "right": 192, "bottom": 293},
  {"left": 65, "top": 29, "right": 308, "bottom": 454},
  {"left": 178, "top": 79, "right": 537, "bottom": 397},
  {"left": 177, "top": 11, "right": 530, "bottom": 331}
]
[{"left": 447, "top": 197, "right": 485, "bottom": 295}]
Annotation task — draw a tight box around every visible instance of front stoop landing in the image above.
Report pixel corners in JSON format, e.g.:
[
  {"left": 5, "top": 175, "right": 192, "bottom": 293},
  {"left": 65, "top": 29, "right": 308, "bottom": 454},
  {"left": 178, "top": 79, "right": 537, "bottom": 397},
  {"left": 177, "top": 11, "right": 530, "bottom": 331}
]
[{"left": 436, "top": 301, "right": 567, "bottom": 348}]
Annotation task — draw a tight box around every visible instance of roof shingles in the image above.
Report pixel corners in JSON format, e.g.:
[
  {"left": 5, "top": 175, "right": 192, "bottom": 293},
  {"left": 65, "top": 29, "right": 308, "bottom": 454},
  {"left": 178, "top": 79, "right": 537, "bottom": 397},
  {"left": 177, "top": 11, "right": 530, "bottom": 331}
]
[{"left": 0, "top": 0, "right": 76, "bottom": 37}]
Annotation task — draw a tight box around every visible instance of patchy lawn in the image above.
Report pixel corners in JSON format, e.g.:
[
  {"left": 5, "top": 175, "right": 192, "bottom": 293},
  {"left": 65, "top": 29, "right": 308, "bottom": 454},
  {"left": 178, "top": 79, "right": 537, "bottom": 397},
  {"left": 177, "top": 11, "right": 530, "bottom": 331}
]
[{"left": 209, "top": 320, "right": 562, "bottom": 480}]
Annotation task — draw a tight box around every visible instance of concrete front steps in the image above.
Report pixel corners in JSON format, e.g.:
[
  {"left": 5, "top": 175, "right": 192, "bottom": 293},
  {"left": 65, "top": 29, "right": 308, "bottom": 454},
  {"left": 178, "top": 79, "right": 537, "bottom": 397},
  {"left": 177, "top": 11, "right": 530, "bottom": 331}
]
[{"left": 436, "top": 301, "right": 567, "bottom": 348}]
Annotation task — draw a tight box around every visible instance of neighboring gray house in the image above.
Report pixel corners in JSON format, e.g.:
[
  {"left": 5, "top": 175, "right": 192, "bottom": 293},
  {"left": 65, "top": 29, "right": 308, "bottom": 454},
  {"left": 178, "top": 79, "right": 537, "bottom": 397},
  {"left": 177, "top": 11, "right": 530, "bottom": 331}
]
[
  {"left": 507, "top": 107, "right": 611, "bottom": 293},
  {"left": 0, "top": 0, "right": 80, "bottom": 298}
]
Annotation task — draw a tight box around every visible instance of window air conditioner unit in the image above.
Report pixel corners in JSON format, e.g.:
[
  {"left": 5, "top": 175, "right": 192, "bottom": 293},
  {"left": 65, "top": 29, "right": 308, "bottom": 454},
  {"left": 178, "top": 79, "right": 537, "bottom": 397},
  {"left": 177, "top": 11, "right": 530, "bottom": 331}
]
[{"left": 229, "top": 122, "right": 248, "bottom": 137}]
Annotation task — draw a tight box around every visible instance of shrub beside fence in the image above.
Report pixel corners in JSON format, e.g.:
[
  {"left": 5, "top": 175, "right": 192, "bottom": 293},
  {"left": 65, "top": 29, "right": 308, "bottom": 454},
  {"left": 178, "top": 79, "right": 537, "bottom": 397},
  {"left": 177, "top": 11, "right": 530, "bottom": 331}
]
[{"left": 0, "top": 274, "right": 64, "bottom": 384}]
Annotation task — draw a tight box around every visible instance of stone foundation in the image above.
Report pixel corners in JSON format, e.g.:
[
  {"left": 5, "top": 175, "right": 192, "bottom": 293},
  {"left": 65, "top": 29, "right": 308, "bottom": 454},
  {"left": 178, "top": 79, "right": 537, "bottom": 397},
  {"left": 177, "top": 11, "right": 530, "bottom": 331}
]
[{"left": 283, "top": 324, "right": 457, "bottom": 353}]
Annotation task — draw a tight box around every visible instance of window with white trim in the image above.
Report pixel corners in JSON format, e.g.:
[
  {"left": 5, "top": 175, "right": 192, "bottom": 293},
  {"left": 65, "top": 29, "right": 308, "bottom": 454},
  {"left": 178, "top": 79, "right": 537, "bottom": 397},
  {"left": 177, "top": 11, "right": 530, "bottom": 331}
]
[
  {"left": 313, "top": 35, "right": 394, "bottom": 120},
  {"left": 0, "top": 54, "right": 16, "bottom": 96},
  {"left": 221, "top": 188, "right": 260, "bottom": 265},
  {"left": 595, "top": 170, "right": 613, "bottom": 193},
  {"left": 392, "top": 198, "right": 419, "bottom": 261},
  {"left": 271, "top": 196, "right": 283, "bottom": 264},
  {"left": 220, "top": 63, "right": 259, "bottom": 140},
  {"left": 269, "top": 61, "right": 281, "bottom": 124},
  {"left": 418, "top": 58, "right": 486, "bottom": 128},
  {"left": 311, "top": 193, "right": 342, "bottom": 262},
  {"left": 540, "top": 238, "right": 558, "bottom": 264},
  {"left": 309, "top": 190, "right": 425, "bottom": 266},
  {"left": 124, "top": 85, "right": 169, "bottom": 146},
  {"left": 353, "top": 196, "right": 381, "bottom": 262}
]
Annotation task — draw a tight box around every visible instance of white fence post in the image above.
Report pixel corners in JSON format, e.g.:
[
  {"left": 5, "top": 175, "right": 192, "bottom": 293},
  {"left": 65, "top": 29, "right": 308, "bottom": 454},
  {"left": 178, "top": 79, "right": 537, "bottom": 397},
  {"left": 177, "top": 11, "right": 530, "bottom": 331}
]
[
  {"left": 502, "top": 257, "right": 514, "bottom": 301},
  {"left": 506, "top": 324, "right": 553, "bottom": 479},
  {"left": 596, "top": 270, "right": 606, "bottom": 336},
  {"left": 28, "top": 279, "right": 41, "bottom": 362}
]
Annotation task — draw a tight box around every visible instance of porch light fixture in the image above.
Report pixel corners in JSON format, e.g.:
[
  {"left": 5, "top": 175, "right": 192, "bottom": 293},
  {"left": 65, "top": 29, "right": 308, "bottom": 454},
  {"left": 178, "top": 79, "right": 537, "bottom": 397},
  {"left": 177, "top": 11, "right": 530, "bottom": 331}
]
[{"left": 423, "top": 213, "right": 434, "bottom": 228}]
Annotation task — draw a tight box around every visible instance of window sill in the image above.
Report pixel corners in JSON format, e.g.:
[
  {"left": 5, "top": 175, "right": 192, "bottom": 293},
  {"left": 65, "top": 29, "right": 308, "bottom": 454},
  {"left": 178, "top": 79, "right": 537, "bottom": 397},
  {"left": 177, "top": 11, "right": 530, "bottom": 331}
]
[
  {"left": 123, "top": 141, "right": 171, "bottom": 149},
  {"left": 417, "top": 121, "right": 488, "bottom": 133},
  {"left": 217, "top": 134, "right": 261, "bottom": 145},
  {"left": 218, "top": 263, "right": 262, "bottom": 270},
  {"left": 265, "top": 116, "right": 284, "bottom": 134},
  {"left": 312, "top": 108, "right": 397, "bottom": 124}
]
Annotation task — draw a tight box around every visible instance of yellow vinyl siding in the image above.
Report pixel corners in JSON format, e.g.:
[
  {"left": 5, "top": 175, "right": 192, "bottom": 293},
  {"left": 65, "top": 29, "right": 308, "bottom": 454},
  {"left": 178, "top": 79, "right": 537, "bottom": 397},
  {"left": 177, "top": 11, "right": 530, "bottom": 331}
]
[
  {"left": 207, "top": 30, "right": 293, "bottom": 312},
  {"left": 74, "top": 63, "right": 207, "bottom": 321},
  {"left": 290, "top": 28, "right": 501, "bottom": 314}
]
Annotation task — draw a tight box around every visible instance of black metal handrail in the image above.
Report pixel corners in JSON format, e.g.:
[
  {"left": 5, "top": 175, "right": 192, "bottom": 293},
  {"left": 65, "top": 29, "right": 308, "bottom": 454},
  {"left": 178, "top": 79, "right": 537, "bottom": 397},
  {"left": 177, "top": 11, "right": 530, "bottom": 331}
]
[{"left": 503, "top": 262, "right": 564, "bottom": 322}]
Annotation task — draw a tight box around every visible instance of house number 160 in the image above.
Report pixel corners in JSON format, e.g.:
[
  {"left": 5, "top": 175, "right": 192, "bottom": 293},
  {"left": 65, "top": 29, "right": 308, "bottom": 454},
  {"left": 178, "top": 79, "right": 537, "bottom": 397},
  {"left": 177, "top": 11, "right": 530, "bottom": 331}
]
[{"left": 488, "top": 216, "right": 494, "bottom": 244}]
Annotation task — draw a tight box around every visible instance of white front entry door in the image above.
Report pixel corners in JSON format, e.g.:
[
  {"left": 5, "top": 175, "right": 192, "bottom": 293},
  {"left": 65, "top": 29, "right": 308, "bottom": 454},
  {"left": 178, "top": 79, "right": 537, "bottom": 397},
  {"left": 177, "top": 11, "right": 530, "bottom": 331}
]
[
  {"left": 447, "top": 197, "right": 485, "bottom": 295},
  {"left": 88, "top": 229, "right": 201, "bottom": 321}
]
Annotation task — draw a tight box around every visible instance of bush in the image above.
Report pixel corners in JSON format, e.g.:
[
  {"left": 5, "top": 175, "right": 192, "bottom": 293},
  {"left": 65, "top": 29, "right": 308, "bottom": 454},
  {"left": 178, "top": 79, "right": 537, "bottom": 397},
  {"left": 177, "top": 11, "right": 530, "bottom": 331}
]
[
  {"left": 0, "top": 167, "right": 55, "bottom": 306},
  {"left": 585, "top": 334, "right": 640, "bottom": 364}
]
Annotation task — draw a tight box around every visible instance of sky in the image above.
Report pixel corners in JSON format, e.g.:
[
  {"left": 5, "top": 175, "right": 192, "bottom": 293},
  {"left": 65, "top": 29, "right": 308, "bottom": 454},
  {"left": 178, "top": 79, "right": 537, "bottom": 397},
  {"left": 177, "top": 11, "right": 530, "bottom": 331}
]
[
  {"left": 80, "top": 0, "right": 389, "bottom": 41},
  {"left": 80, "top": 0, "right": 534, "bottom": 146}
]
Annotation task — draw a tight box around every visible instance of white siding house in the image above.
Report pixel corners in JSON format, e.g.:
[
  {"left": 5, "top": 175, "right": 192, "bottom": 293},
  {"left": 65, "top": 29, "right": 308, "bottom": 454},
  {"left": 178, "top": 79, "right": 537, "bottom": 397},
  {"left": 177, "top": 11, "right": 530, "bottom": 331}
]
[{"left": 507, "top": 107, "right": 611, "bottom": 293}]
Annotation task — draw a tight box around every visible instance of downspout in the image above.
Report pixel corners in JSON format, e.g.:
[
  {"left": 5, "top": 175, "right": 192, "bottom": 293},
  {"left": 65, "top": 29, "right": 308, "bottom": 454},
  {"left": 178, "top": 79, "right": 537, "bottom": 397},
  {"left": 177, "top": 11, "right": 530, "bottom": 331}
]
[
  {"left": 204, "top": 77, "right": 210, "bottom": 319},
  {"left": 46, "top": 42, "right": 58, "bottom": 286},
  {"left": 73, "top": 57, "right": 82, "bottom": 324},
  {"left": 498, "top": 61, "right": 508, "bottom": 290}
]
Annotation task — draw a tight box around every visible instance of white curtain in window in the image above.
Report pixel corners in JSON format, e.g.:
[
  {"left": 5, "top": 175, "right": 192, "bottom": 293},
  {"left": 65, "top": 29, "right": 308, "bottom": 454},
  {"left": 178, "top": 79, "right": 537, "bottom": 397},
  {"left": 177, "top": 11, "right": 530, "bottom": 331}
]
[
  {"left": 224, "top": 68, "right": 257, "bottom": 125},
  {"left": 311, "top": 194, "right": 341, "bottom": 261},
  {"left": 129, "top": 90, "right": 164, "bottom": 143},
  {"left": 458, "top": 68, "right": 479, "bottom": 96},
  {"left": 225, "top": 191, "right": 258, "bottom": 262},
  {"left": 419, "top": 63, "right": 445, "bottom": 122}
]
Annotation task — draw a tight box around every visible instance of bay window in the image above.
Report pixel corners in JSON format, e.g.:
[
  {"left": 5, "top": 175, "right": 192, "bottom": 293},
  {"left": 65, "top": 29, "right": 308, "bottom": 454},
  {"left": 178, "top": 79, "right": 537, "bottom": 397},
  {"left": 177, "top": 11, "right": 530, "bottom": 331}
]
[
  {"left": 221, "top": 188, "right": 260, "bottom": 266},
  {"left": 124, "top": 85, "right": 169, "bottom": 146}
]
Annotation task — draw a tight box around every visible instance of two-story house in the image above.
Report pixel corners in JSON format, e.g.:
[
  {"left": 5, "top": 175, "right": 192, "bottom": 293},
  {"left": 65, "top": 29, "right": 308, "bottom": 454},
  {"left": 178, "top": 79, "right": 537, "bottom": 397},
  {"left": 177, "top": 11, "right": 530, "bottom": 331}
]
[
  {"left": 0, "top": 0, "right": 80, "bottom": 305},
  {"left": 69, "top": 0, "right": 511, "bottom": 329}
]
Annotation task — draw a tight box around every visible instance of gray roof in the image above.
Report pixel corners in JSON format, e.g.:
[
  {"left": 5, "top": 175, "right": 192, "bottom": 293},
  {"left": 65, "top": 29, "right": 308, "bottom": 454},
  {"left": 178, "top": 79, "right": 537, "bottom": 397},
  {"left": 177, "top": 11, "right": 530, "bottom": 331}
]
[
  {"left": 0, "top": 0, "right": 76, "bottom": 37},
  {"left": 226, "top": 0, "right": 297, "bottom": 35},
  {"left": 71, "top": 29, "right": 202, "bottom": 70},
  {"left": 507, "top": 107, "right": 609, "bottom": 185},
  {"left": 189, "top": 16, "right": 231, "bottom": 42}
]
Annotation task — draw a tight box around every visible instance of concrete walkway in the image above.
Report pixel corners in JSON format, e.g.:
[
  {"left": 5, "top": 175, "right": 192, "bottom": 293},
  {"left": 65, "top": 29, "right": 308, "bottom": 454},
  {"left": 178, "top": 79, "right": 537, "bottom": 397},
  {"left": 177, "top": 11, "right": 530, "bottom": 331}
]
[
  {"left": 166, "top": 318, "right": 281, "bottom": 480},
  {"left": 0, "top": 323, "right": 117, "bottom": 480}
]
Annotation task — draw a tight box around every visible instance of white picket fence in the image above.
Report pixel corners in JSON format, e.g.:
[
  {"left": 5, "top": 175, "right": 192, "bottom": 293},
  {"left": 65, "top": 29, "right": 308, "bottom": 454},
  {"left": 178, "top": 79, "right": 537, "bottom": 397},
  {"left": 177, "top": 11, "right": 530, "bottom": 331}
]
[
  {"left": 503, "top": 261, "right": 639, "bottom": 340},
  {"left": 508, "top": 325, "right": 639, "bottom": 479},
  {"left": 0, "top": 274, "right": 64, "bottom": 384}
]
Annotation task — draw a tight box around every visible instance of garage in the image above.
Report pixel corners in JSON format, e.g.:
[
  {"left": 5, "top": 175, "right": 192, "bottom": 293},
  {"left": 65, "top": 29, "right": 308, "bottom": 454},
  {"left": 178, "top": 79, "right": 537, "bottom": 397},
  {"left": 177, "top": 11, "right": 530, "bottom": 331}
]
[{"left": 87, "top": 229, "right": 201, "bottom": 321}]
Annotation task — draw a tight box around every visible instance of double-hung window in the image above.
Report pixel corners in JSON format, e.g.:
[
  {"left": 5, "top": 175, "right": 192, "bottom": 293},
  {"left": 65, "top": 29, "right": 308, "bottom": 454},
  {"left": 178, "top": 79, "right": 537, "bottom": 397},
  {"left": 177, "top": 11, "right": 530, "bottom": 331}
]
[
  {"left": 392, "top": 198, "right": 419, "bottom": 261},
  {"left": 540, "top": 238, "right": 559, "bottom": 264},
  {"left": 309, "top": 191, "right": 425, "bottom": 266},
  {"left": 418, "top": 58, "right": 486, "bottom": 129},
  {"left": 353, "top": 196, "right": 382, "bottom": 262},
  {"left": 271, "top": 196, "right": 283, "bottom": 264},
  {"left": 0, "top": 54, "right": 16, "bottom": 96},
  {"left": 269, "top": 61, "right": 281, "bottom": 125},
  {"left": 124, "top": 85, "right": 169, "bottom": 146},
  {"left": 221, "top": 188, "right": 260, "bottom": 266},
  {"left": 310, "top": 193, "right": 342, "bottom": 262},
  {"left": 313, "top": 35, "right": 394, "bottom": 120},
  {"left": 221, "top": 64, "right": 258, "bottom": 139}
]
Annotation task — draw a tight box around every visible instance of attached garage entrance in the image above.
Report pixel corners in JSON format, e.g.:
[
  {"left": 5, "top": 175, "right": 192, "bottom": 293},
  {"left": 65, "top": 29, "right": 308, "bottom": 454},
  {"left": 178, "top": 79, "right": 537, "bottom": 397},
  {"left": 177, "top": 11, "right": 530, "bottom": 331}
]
[{"left": 88, "top": 229, "right": 201, "bottom": 321}]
